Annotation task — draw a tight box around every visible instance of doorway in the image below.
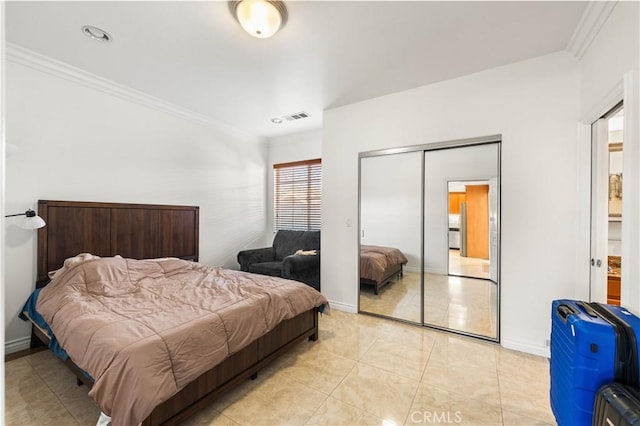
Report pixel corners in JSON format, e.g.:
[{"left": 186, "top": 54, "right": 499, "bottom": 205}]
[
  {"left": 590, "top": 103, "right": 623, "bottom": 305},
  {"left": 447, "top": 180, "right": 491, "bottom": 280}
]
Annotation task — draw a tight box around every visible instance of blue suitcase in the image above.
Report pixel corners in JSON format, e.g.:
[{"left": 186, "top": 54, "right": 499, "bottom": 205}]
[{"left": 550, "top": 300, "right": 640, "bottom": 426}]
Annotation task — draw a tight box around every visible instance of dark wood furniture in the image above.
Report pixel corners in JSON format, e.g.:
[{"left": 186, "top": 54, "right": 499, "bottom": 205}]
[
  {"left": 607, "top": 275, "right": 621, "bottom": 306},
  {"left": 35, "top": 200, "right": 199, "bottom": 287},
  {"left": 360, "top": 263, "right": 403, "bottom": 295},
  {"left": 607, "top": 255, "right": 622, "bottom": 306},
  {"left": 31, "top": 200, "right": 319, "bottom": 425}
]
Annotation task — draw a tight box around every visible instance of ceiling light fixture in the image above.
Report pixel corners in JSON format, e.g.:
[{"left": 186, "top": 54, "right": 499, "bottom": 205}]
[
  {"left": 229, "top": 0, "right": 287, "bottom": 39},
  {"left": 271, "top": 118, "right": 283, "bottom": 124},
  {"left": 81, "top": 25, "right": 112, "bottom": 43}
]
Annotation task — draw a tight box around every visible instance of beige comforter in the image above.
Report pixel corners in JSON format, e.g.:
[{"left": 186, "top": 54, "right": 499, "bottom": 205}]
[
  {"left": 360, "top": 245, "right": 408, "bottom": 283},
  {"left": 36, "top": 255, "right": 328, "bottom": 426}
]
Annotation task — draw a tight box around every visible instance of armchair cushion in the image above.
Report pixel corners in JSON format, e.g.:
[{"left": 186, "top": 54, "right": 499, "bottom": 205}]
[
  {"left": 282, "top": 253, "right": 320, "bottom": 275},
  {"left": 273, "top": 230, "right": 321, "bottom": 260},
  {"left": 237, "top": 247, "right": 275, "bottom": 272},
  {"left": 248, "top": 261, "right": 283, "bottom": 277}
]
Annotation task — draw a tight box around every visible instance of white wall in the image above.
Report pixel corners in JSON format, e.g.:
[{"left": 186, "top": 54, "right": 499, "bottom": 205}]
[
  {"left": 322, "top": 51, "right": 581, "bottom": 355},
  {"left": 360, "top": 151, "right": 422, "bottom": 271},
  {"left": 1, "top": 0, "right": 7, "bottom": 415},
  {"left": 264, "top": 130, "right": 322, "bottom": 245},
  {"left": 577, "top": 1, "right": 640, "bottom": 311},
  {"left": 4, "top": 53, "right": 268, "bottom": 351}
]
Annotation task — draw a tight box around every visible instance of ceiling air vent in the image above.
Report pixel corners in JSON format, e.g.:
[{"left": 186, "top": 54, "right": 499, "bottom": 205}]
[{"left": 283, "top": 111, "right": 310, "bottom": 121}]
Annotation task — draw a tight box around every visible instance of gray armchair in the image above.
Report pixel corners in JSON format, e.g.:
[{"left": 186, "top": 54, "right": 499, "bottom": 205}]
[{"left": 237, "top": 230, "right": 320, "bottom": 291}]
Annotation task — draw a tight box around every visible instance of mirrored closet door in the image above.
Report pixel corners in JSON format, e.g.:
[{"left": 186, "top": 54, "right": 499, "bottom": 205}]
[
  {"left": 358, "top": 138, "right": 500, "bottom": 341},
  {"left": 423, "top": 143, "right": 499, "bottom": 339},
  {"left": 359, "top": 151, "right": 422, "bottom": 323}
]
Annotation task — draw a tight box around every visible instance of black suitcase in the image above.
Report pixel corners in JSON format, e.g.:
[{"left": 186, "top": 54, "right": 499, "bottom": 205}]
[{"left": 593, "top": 382, "right": 640, "bottom": 426}]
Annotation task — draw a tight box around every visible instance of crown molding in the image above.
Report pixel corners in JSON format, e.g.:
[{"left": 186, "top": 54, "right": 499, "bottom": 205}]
[
  {"left": 580, "top": 80, "right": 623, "bottom": 124},
  {"left": 566, "top": 1, "right": 618, "bottom": 60},
  {"left": 6, "top": 43, "right": 263, "bottom": 144}
]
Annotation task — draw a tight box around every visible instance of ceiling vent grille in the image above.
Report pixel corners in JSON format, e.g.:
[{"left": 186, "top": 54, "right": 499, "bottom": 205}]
[{"left": 283, "top": 111, "right": 310, "bottom": 121}]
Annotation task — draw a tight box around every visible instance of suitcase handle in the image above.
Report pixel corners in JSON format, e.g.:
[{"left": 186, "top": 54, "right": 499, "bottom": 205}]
[
  {"left": 576, "top": 301, "right": 599, "bottom": 318},
  {"left": 557, "top": 304, "right": 578, "bottom": 323}
]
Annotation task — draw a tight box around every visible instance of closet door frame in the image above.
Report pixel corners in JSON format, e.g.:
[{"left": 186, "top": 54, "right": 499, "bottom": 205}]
[{"left": 358, "top": 134, "right": 502, "bottom": 343}]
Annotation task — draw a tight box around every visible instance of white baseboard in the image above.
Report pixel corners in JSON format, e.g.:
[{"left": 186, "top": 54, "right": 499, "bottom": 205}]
[
  {"left": 327, "top": 300, "right": 357, "bottom": 313},
  {"left": 425, "top": 267, "right": 446, "bottom": 275},
  {"left": 5, "top": 336, "right": 31, "bottom": 355},
  {"left": 501, "top": 338, "right": 549, "bottom": 358}
]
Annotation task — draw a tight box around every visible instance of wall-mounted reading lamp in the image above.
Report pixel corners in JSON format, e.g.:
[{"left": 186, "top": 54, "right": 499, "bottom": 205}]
[{"left": 5, "top": 209, "right": 46, "bottom": 230}]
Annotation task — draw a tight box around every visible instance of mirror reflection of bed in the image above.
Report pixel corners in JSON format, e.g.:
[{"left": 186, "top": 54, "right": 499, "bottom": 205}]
[{"left": 359, "top": 244, "right": 418, "bottom": 322}]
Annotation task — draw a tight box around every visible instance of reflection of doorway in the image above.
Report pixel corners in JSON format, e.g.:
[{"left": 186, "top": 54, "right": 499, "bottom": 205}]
[{"left": 448, "top": 181, "right": 490, "bottom": 280}]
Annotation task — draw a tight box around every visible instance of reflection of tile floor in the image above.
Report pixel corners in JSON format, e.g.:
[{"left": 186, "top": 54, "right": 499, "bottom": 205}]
[
  {"left": 5, "top": 310, "right": 553, "bottom": 425},
  {"left": 449, "top": 249, "right": 490, "bottom": 279},
  {"left": 360, "top": 271, "right": 497, "bottom": 338}
]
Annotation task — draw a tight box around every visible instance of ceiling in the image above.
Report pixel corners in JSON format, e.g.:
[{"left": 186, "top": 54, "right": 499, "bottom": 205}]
[{"left": 6, "top": 1, "right": 588, "bottom": 140}]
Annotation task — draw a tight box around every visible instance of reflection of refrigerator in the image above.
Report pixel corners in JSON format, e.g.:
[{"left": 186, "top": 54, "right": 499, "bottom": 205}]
[
  {"left": 460, "top": 203, "right": 467, "bottom": 257},
  {"left": 448, "top": 214, "right": 460, "bottom": 249}
]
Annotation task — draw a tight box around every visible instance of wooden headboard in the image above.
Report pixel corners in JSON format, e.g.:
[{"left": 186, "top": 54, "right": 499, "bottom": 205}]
[{"left": 36, "top": 200, "right": 199, "bottom": 287}]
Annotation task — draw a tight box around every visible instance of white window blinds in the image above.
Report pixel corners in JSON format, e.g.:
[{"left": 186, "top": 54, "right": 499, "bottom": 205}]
[{"left": 274, "top": 158, "right": 322, "bottom": 231}]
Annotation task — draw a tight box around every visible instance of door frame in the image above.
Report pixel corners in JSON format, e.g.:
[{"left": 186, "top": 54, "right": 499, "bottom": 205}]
[
  {"left": 589, "top": 113, "right": 617, "bottom": 303},
  {"left": 445, "top": 179, "right": 493, "bottom": 281},
  {"left": 577, "top": 75, "right": 637, "bottom": 309}
]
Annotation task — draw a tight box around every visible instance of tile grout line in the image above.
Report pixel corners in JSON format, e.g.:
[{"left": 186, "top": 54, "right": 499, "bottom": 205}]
[
  {"left": 248, "top": 336, "right": 361, "bottom": 425},
  {"left": 321, "top": 336, "right": 393, "bottom": 424},
  {"left": 402, "top": 367, "right": 427, "bottom": 425},
  {"left": 402, "top": 331, "right": 438, "bottom": 425},
  {"left": 23, "top": 353, "right": 82, "bottom": 426},
  {"left": 494, "top": 347, "right": 506, "bottom": 426}
]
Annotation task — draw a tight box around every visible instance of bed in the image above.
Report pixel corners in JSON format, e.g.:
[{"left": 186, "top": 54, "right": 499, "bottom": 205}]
[
  {"left": 360, "top": 244, "right": 408, "bottom": 295},
  {"left": 26, "top": 200, "right": 327, "bottom": 426}
]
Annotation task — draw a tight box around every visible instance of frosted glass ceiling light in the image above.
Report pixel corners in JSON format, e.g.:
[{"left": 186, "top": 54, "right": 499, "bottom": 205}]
[{"left": 229, "top": 0, "right": 287, "bottom": 39}]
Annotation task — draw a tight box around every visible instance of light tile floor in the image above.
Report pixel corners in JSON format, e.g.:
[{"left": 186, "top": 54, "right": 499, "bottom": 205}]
[
  {"left": 5, "top": 310, "right": 553, "bottom": 425},
  {"left": 448, "top": 250, "right": 490, "bottom": 280},
  {"left": 360, "top": 272, "right": 497, "bottom": 338}
]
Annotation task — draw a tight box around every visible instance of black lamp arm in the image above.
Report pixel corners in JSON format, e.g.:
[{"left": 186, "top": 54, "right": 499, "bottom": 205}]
[{"left": 5, "top": 209, "right": 37, "bottom": 218}]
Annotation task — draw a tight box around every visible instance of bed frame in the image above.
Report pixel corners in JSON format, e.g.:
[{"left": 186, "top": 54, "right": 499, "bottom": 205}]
[
  {"left": 360, "top": 263, "right": 403, "bottom": 295},
  {"left": 31, "top": 200, "right": 319, "bottom": 426}
]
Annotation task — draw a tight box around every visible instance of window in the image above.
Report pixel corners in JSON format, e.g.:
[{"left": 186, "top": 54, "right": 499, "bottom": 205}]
[{"left": 274, "top": 158, "right": 321, "bottom": 231}]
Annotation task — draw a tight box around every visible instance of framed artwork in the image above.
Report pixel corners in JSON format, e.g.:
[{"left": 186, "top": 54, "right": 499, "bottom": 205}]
[{"left": 609, "top": 142, "right": 622, "bottom": 218}]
